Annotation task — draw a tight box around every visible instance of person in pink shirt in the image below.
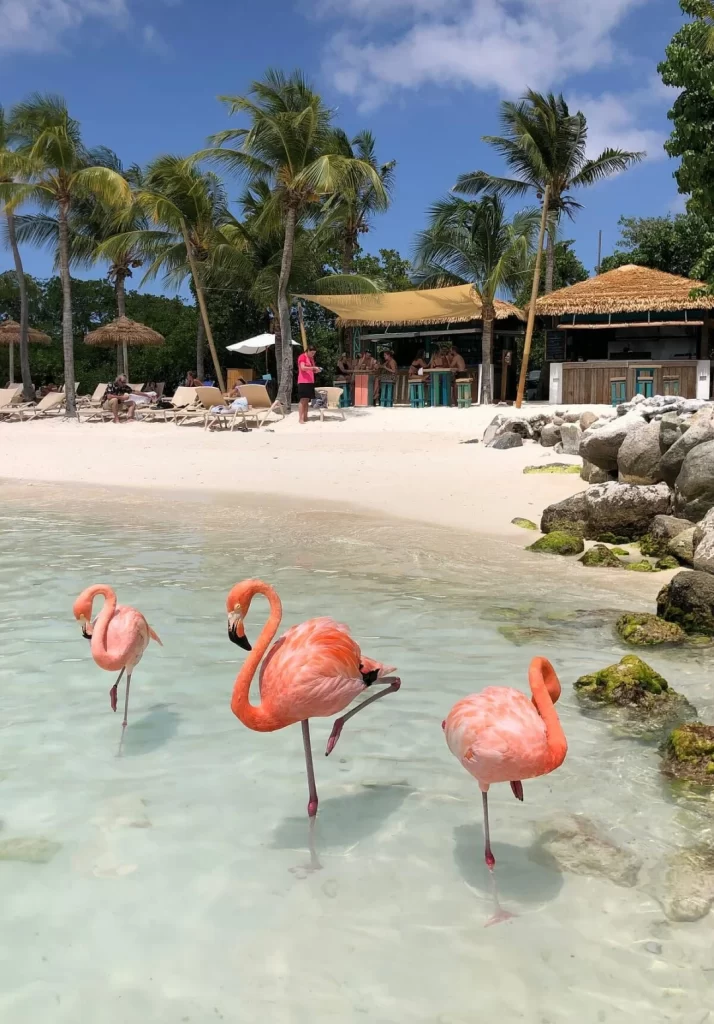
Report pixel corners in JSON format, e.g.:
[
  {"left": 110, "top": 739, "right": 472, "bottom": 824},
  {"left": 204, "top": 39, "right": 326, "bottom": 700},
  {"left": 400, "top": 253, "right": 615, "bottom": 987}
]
[{"left": 297, "top": 342, "right": 322, "bottom": 424}]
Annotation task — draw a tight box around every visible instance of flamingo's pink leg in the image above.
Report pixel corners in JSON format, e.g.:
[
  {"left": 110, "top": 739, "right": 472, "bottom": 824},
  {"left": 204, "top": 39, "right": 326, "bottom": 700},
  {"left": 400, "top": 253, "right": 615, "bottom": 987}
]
[
  {"left": 302, "top": 720, "right": 319, "bottom": 819},
  {"left": 482, "top": 790, "right": 496, "bottom": 870},
  {"left": 325, "top": 677, "right": 401, "bottom": 756},
  {"left": 109, "top": 667, "right": 125, "bottom": 713}
]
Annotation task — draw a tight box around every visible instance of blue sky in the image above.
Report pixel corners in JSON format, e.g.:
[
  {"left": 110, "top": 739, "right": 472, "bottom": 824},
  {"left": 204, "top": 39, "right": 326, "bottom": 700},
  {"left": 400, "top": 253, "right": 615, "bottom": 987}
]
[{"left": 0, "top": 0, "right": 686, "bottom": 291}]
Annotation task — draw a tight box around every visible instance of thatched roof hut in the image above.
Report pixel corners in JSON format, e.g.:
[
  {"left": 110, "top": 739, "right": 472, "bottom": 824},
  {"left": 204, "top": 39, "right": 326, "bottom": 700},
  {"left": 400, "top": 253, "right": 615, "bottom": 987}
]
[
  {"left": 301, "top": 284, "right": 525, "bottom": 327},
  {"left": 536, "top": 265, "right": 708, "bottom": 316},
  {"left": 84, "top": 316, "right": 165, "bottom": 348},
  {"left": 0, "top": 319, "right": 52, "bottom": 345}
]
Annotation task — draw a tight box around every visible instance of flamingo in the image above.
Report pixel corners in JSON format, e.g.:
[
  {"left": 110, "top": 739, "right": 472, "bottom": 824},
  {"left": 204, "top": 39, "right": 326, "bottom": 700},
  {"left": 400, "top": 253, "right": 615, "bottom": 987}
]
[
  {"left": 73, "top": 584, "right": 162, "bottom": 735},
  {"left": 443, "top": 657, "right": 567, "bottom": 870},
  {"left": 226, "top": 579, "right": 401, "bottom": 819}
]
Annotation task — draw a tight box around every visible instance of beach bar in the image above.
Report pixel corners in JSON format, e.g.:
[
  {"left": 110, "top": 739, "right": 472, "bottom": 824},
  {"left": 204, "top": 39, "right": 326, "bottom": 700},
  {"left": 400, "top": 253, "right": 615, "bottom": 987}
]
[{"left": 536, "top": 265, "right": 713, "bottom": 405}]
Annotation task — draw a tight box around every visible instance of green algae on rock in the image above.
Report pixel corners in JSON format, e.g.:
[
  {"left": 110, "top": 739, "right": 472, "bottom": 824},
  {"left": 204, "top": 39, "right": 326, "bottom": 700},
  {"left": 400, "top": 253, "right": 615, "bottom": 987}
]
[
  {"left": 639, "top": 533, "right": 668, "bottom": 558},
  {"left": 597, "top": 533, "right": 630, "bottom": 545},
  {"left": 657, "top": 571, "right": 714, "bottom": 636},
  {"left": 624, "top": 560, "right": 657, "bottom": 572},
  {"left": 497, "top": 624, "right": 559, "bottom": 646},
  {"left": 655, "top": 555, "right": 680, "bottom": 570},
  {"left": 523, "top": 463, "right": 581, "bottom": 475},
  {"left": 579, "top": 544, "right": 623, "bottom": 569},
  {"left": 662, "top": 724, "right": 714, "bottom": 785},
  {"left": 611, "top": 547, "right": 629, "bottom": 556},
  {"left": 527, "top": 531, "right": 584, "bottom": 556},
  {"left": 575, "top": 655, "right": 672, "bottom": 703},
  {"left": 616, "top": 613, "right": 686, "bottom": 647},
  {"left": 511, "top": 517, "right": 538, "bottom": 531}
]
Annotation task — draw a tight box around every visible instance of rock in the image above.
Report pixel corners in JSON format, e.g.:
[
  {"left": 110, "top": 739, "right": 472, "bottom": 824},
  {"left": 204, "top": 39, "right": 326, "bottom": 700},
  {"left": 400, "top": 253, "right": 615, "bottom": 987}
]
[
  {"left": 639, "top": 533, "right": 667, "bottom": 558},
  {"left": 496, "top": 416, "right": 533, "bottom": 440},
  {"left": 692, "top": 508, "right": 714, "bottom": 573},
  {"left": 660, "top": 406, "right": 714, "bottom": 485},
  {"left": 582, "top": 481, "right": 672, "bottom": 540},
  {"left": 579, "top": 412, "right": 644, "bottom": 472},
  {"left": 490, "top": 432, "right": 523, "bottom": 450},
  {"left": 553, "top": 442, "right": 564, "bottom": 454},
  {"left": 560, "top": 422, "right": 582, "bottom": 456},
  {"left": 645, "top": 942, "right": 663, "bottom": 955},
  {"left": 579, "top": 544, "right": 623, "bottom": 568},
  {"left": 661, "top": 723, "right": 714, "bottom": 785},
  {"left": 659, "top": 412, "right": 688, "bottom": 452},
  {"left": 561, "top": 411, "right": 579, "bottom": 423},
  {"left": 0, "top": 837, "right": 61, "bottom": 863},
  {"left": 539, "top": 423, "right": 561, "bottom": 447},
  {"left": 617, "top": 419, "right": 664, "bottom": 485},
  {"left": 612, "top": 546, "right": 630, "bottom": 556},
  {"left": 580, "top": 411, "right": 598, "bottom": 431},
  {"left": 511, "top": 517, "right": 538, "bottom": 531},
  {"left": 656, "top": 555, "right": 680, "bottom": 570},
  {"left": 649, "top": 846, "right": 714, "bottom": 922},
  {"left": 616, "top": 613, "right": 686, "bottom": 646},
  {"left": 552, "top": 415, "right": 564, "bottom": 426},
  {"left": 680, "top": 398, "right": 707, "bottom": 414},
  {"left": 597, "top": 532, "right": 630, "bottom": 545},
  {"left": 657, "top": 570, "right": 714, "bottom": 635},
  {"left": 529, "top": 813, "right": 641, "bottom": 888},
  {"left": 497, "top": 624, "right": 559, "bottom": 646},
  {"left": 523, "top": 463, "right": 580, "bottom": 475},
  {"left": 540, "top": 492, "right": 588, "bottom": 536},
  {"left": 527, "top": 531, "right": 584, "bottom": 556},
  {"left": 669, "top": 528, "right": 695, "bottom": 565},
  {"left": 624, "top": 559, "right": 657, "bottom": 572},
  {"left": 675, "top": 438, "right": 714, "bottom": 521},
  {"left": 650, "top": 515, "right": 693, "bottom": 543}
]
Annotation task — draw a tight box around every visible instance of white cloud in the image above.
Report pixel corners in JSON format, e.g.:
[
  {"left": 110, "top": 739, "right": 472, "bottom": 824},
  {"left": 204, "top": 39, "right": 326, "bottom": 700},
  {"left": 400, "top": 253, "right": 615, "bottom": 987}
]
[
  {"left": 143, "top": 23, "right": 171, "bottom": 57},
  {"left": 0, "top": 0, "right": 168, "bottom": 54},
  {"left": 571, "top": 85, "right": 668, "bottom": 164}
]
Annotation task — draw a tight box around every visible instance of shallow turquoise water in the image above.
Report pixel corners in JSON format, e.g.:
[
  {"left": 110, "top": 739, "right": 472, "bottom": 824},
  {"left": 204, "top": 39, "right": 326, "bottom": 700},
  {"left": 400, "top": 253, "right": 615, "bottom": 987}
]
[{"left": 0, "top": 489, "right": 712, "bottom": 1023}]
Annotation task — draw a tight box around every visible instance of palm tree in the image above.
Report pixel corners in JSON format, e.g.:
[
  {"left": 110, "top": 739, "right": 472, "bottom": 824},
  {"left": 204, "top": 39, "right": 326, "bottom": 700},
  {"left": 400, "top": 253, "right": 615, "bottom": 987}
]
[
  {"left": 1, "top": 94, "right": 130, "bottom": 415},
  {"left": 413, "top": 195, "right": 538, "bottom": 404},
  {"left": 454, "top": 90, "right": 644, "bottom": 293},
  {"left": 0, "top": 106, "right": 34, "bottom": 400},
  {"left": 201, "top": 69, "right": 388, "bottom": 409}
]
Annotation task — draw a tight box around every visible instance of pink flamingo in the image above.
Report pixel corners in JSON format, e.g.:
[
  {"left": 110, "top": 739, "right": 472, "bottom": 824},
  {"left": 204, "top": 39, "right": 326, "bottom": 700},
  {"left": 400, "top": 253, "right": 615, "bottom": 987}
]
[
  {"left": 73, "top": 584, "right": 162, "bottom": 734},
  {"left": 443, "top": 657, "right": 567, "bottom": 870},
  {"left": 226, "top": 579, "right": 401, "bottom": 819}
]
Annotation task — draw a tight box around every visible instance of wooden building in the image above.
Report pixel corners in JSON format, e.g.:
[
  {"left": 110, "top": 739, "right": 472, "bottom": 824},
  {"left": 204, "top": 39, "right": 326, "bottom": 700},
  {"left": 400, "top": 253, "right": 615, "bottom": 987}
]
[{"left": 535, "top": 265, "right": 713, "bottom": 405}]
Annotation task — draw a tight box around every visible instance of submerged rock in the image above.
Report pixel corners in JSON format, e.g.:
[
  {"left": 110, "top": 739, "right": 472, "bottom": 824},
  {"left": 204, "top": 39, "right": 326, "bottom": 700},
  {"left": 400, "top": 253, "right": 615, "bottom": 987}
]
[
  {"left": 661, "top": 723, "right": 714, "bottom": 785},
  {"left": 655, "top": 555, "right": 680, "bottom": 571},
  {"left": 648, "top": 846, "right": 714, "bottom": 922},
  {"left": 490, "top": 432, "right": 523, "bottom": 450},
  {"left": 511, "top": 517, "right": 537, "bottom": 531},
  {"left": 657, "top": 571, "right": 714, "bottom": 635},
  {"left": 580, "top": 544, "right": 623, "bottom": 569},
  {"left": 523, "top": 463, "right": 580, "bottom": 475},
  {"left": 527, "top": 531, "right": 584, "bottom": 556},
  {"left": 497, "top": 624, "right": 559, "bottom": 646},
  {"left": 0, "top": 837, "right": 61, "bottom": 864},
  {"left": 529, "top": 813, "right": 641, "bottom": 887},
  {"left": 615, "top": 613, "right": 686, "bottom": 646},
  {"left": 624, "top": 560, "right": 658, "bottom": 573}
]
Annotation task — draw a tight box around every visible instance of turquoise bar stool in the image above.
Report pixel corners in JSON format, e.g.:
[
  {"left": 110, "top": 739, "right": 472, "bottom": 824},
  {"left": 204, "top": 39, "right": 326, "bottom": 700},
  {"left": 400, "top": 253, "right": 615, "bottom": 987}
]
[
  {"left": 380, "top": 380, "right": 394, "bottom": 407},
  {"left": 430, "top": 370, "right": 451, "bottom": 407},
  {"left": 409, "top": 379, "right": 426, "bottom": 408},
  {"left": 456, "top": 378, "right": 472, "bottom": 408},
  {"left": 335, "top": 379, "right": 351, "bottom": 407}
]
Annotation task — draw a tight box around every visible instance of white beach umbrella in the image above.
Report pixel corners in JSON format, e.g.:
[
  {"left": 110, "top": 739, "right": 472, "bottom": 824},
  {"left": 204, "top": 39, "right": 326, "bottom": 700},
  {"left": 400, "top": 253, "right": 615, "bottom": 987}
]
[{"left": 225, "top": 333, "right": 301, "bottom": 355}]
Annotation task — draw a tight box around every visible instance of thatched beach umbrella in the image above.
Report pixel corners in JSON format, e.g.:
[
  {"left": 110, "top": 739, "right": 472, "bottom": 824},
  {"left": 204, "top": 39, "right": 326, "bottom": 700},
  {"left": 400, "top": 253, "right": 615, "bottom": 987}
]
[
  {"left": 0, "top": 318, "right": 52, "bottom": 384},
  {"left": 84, "top": 316, "right": 165, "bottom": 380}
]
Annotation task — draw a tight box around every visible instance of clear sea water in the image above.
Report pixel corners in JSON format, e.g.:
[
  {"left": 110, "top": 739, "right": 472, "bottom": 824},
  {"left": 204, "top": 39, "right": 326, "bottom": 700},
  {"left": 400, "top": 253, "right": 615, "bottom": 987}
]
[{"left": 0, "top": 485, "right": 713, "bottom": 1023}]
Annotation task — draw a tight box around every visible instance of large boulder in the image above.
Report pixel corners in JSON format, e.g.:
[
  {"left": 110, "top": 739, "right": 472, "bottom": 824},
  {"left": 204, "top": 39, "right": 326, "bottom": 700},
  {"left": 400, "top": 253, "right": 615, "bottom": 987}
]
[
  {"left": 582, "top": 481, "right": 672, "bottom": 540},
  {"left": 496, "top": 416, "right": 533, "bottom": 440},
  {"left": 540, "top": 423, "right": 561, "bottom": 447},
  {"left": 669, "top": 528, "right": 695, "bottom": 566},
  {"left": 660, "top": 407, "right": 714, "bottom": 485},
  {"left": 651, "top": 515, "right": 693, "bottom": 544},
  {"left": 661, "top": 723, "right": 714, "bottom": 786},
  {"left": 560, "top": 422, "right": 582, "bottom": 456},
  {"left": 693, "top": 508, "right": 714, "bottom": 574},
  {"left": 490, "top": 432, "right": 523, "bottom": 450},
  {"left": 674, "top": 439, "right": 714, "bottom": 521},
  {"left": 615, "top": 613, "right": 686, "bottom": 646},
  {"left": 527, "top": 531, "right": 584, "bottom": 555},
  {"left": 657, "top": 570, "right": 714, "bottom": 635},
  {"left": 579, "top": 412, "right": 644, "bottom": 472},
  {"left": 659, "top": 412, "right": 688, "bottom": 452},
  {"left": 580, "top": 411, "right": 598, "bottom": 431},
  {"left": 540, "top": 491, "right": 588, "bottom": 536},
  {"left": 580, "top": 459, "right": 612, "bottom": 485},
  {"left": 483, "top": 415, "right": 506, "bottom": 445},
  {"left": 617, "top": 419, "right": 664, "bottom": 485},
  {"left": 579, "top": 544, "right": 623, "bottom": 568}
]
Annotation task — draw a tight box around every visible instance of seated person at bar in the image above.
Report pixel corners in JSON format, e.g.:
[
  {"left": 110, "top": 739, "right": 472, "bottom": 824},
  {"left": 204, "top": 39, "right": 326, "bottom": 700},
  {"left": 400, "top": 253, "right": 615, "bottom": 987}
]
[
  {"left": 409, "top": 349, "right": 428, "bottom": 376},
  {"left": 356, "top": 350, "right": 379, "bottom": 373},
  {"left": 448, "top": 345, "right": 466, "bottom": 373},
  {"left": 337, "top": 351, "right": 353, "bottom": 375},
  {"left": 429, "top": 347, "right": 449, "bottom": 368}
]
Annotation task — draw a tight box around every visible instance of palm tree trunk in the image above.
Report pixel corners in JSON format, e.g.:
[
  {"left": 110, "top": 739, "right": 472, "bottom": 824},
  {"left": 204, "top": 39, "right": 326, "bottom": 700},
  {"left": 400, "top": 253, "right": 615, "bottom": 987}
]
[
  {"left": 341, "top": 231, "right": 356, "bottom": 359},
  {"left": 481, "top": 307, "right": 494, "bottom": 405},
  {"left": 277, "top": 204, "right": 298, "bottom": 411},
  {"left": 115, "top": 271, "right": 128, "bottom": 377},
  {"left": 181, "top": 221, "right": 225, "bottom": 394},
  {"left": 545, "top": 229, "right": 555, "bottom": 294},
  {"left": 196, "top": 315, "right": 205, "bottom": 381},
  {"left": 6, "top": 211, "right": 34, "bottom": 401},
  {"left": 58, "top": 199, "right": 77, "bottom": 416}
]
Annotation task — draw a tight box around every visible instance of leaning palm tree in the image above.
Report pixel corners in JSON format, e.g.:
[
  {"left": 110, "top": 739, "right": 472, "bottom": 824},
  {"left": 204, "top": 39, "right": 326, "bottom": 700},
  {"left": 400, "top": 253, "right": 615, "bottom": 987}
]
[
  {"left": 413, "top": 195, "right": 538, "bottom": 405},
  {"left": 454, "top": 90, "right": 644, "bottom": 293},
  {"left": 1, "top": 94, "right": 130, "bottom": 414},
  {"left": 200, "top": 69, "right": 388, "bottom": 409}
]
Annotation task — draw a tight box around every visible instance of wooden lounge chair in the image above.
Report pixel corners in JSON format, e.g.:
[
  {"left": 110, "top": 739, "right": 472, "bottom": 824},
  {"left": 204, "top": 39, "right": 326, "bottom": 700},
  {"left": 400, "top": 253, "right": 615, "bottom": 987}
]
[
  {"left": 315, "top": 387, "right": 346, "bottom": 422},
  {"left": 0, "top": 385, "right": 24, "bottom": 414},
  {"left": 176, "top": 386, "right": 225, "bottom": 427},
  {"left": 8, "top": 391, "right": 66, "bottom": 421},
  {"left": 236, "top": 384, "right": 284, "bottom": 427},
  {"left": 77, "top": 383, "right": 108, "bottom": 410},
  {"left": 149, "top": 386, "right": 201, "bottom": 423}
]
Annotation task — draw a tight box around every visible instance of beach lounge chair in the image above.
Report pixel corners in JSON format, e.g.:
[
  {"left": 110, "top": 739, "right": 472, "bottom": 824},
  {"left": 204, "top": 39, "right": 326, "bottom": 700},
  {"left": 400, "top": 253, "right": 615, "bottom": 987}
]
[
  {"left": 7, "top": 391, "right": 67, "bottom": 421},
  {"left": 77, "top": 383, "right": 109, "bottom": 410},
  {"left": 203, "top": 394, "right": 249, "bottom": 432},
  {"left": 0, "top": 385, "right": 24, "bottom": 410},
  {"left": 236, "top": 384, "right": 284, "bottom": 427},
  {"left": 149, "top": 386, "right": 201, "bottom": 424},
  {"left": 175, "top": 386, "right": 225, "bottom": 427},
  {"left": 315, "top": 387, "right": 346, "bottom": 422}
]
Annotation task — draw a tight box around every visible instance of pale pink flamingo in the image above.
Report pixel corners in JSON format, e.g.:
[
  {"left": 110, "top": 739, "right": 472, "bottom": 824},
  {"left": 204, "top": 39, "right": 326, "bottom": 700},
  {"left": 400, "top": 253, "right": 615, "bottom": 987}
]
[
  {"left": 443, "top": 657, "right": 567, "bottom": 870},
  {"left": 226, "top": 579, "right": 401, "bottom": 819},
  {"left": 73, "top": 584, "right": 162, "bottom": 734}
]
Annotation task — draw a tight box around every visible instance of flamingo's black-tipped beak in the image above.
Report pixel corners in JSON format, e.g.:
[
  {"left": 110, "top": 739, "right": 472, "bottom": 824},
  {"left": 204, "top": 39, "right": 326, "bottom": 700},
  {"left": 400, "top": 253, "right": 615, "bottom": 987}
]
[{"left": 228, "top": 623, "right": 252, "bottom": 651}]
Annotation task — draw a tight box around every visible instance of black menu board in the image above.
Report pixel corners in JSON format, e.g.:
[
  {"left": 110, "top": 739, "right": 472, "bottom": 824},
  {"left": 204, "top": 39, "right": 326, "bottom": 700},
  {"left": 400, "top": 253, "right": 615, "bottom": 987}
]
[{"left": 545, "top": 330, "right": 566, "bottom": 362}]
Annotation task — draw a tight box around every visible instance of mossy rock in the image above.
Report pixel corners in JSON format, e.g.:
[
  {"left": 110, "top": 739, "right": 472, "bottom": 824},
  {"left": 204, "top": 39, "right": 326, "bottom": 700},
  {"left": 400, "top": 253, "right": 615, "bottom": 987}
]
[
  {"left": 656, "top": 555, "right": 680, "bottom": 571},
  {"left": 612, "top": 547, "right": 629, "bottom": 556},
  {"left": 579, "top": 544, "right": 623, "bottom": 569},
  {"left": 639, "top": 533, "right": 668, "bottom": 558},
  {"left": 597, "top": 533, "right": 630, "bottom": 545},
  {"left": 624, "top": 560, "right": 658, "bottom": 573},
  {"left": 545, "top": 518, "right": 585, "bottom": 538},
  {"left": 498, "top": 624, "right": 559, "bottom": 646},
  {"left": 662, "top": 724, "right": 714, "bottom": 785},
  {"left": 481, "top": 605, "right": 534, "bottom": 622},
  {"left": 657, "top": 573, "right": 714, "bottom": 636},
  {"left": 511, "top": 517, "right": 538, "bottom": 531},
  {"left": 527, "top": 531, "right": 584, "bottom": 556},
  {"left": 523, "top": 463, "right": 581, "bottom": 475},
  {"left": 616, "top": 613, "right": 686, "bottom": 647}
]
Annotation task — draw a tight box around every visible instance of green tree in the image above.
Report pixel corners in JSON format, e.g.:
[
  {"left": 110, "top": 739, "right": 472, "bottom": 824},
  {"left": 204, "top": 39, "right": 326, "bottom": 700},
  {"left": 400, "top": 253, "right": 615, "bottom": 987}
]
[
  {"left": 1, "top": 94, "right": 131, "bottom": 414},
  {"left": 413, "top": 195, "right": 538, "bottom": 404},
  {"left": 599, "top": 213, "right": 713, "bottom": 277},
  {"left": 351, "top": 248, "right": 413, "bottom": 292},
  {"left": 454, "top": 90, "right": 643, "bottom": 293},
  {"left": 203, "top": 69, "right": 388, "bottom": 408}
]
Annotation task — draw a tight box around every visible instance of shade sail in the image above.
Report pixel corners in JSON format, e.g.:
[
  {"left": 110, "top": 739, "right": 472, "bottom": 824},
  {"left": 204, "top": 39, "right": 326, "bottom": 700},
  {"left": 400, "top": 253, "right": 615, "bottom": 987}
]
[
  {"left": 226, "top": 334, "right": 300, "bottom": 355},
  {"left": 536, "top": 265, "right": 709, "bottom": 316},
  {"left": 299, "top": 284, "right": 525, "bottom": 327}
]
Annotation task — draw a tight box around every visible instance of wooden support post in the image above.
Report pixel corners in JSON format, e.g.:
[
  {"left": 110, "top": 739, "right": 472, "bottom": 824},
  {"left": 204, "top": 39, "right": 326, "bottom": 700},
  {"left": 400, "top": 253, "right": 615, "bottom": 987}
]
[{"left": 516, "top": 185, "right": 551, "bottom": 410}]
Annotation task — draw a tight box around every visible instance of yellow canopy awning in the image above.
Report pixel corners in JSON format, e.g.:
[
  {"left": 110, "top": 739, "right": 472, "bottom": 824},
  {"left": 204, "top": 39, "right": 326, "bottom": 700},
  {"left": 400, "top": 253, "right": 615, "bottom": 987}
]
[{"left": 300, "top": 284, "right": 525, "bottom": 327}]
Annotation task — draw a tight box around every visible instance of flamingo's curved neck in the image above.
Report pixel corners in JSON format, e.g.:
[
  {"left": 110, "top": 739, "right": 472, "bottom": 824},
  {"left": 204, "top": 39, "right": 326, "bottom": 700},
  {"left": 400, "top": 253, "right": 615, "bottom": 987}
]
[
  {"left": 88, "top": 585, "right": 124, "bottom": 671},
  {"left": 230, "top": 582, "right": 284, "bottom": 732},
  {"left": 529, "top": 658, "right": 568, "bottom": 771}
]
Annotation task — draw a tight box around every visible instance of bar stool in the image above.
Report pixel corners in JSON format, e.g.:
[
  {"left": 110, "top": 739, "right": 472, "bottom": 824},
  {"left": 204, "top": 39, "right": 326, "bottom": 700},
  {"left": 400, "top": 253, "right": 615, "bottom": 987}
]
[
  {"left": 334, "top": 378, "right": 351, "bottom": 408},
  {"left": 409, "top": 379, "right": 426, "bottom": 408},
  {"left": 380, "top": 380, "right": 394, "bottom": 407},
  {"left": 456, "top": 378, "right": 473, "bottom": 408},
  {"left": 429, "top": 369, "right": 451, "bottom": 407}
]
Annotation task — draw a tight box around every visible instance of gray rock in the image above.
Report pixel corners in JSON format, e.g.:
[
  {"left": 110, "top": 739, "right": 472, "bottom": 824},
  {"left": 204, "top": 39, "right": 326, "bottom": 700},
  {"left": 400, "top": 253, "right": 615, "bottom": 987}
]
[
  {"left": 555, "top": 408, "right": 566, "bottom": 418},
  {"left": 659, "top": 412, "right": 688, "bottom": 452},
  {"left": 669, "top": 528, "right": 695, "bottom": 566},
  {"left": 552, "top": 416, "right": 564, "bottom": 426},
  {"left": 692, "top": 507, "right": 714, "bottom": 574},
  {"left": 584, "top": 481, "right": 672, "bottom": 540},
  {"left": 648, "top": 846, "right": 714, "bottom": 923},
  {"left": 660, "top": 407, "right": 714, "bottom": 485},
  {"left": 490, "top": 432, "right": 523, "bottom": 450},
  {"left": 540, "top": 491, "right": 588, "bottom": 535},
  {"left": 496, "top": 416, "right": 533, "bottom": 440},
  {"left": 651, "top": 514, "right": 693, "bottom": 543},
  {"left": 680, "top": 398, "right": 707, "bottom": 414},
  {"left": 553, "top": 442, "right": 564, "bottom": 454},
  {"left": 674, "top": 438, "right": 714, "bottom": 521},
  {"left": 617, "top": 419, "right": 664, "bottom": 485},
  {"left": 579, "top": 411, "right": 644, "bottom": 472},
  {"left": 560, "top": 422, "right": 582, "bottom": 456},
  {"left": 540, "top": 423, "right": 561, "bottom": 447},
  {"left": 580, "top": 411, "right": 598, "bottom": 431},
  {"left": 483, "top": 414, "right": 507, "bottom": 445},
  {"left": 657, "top": 570, "right": 714, "bottom": 634},
  {"left": 563, "top": 411, "right": 581, "bottom": 423},
  {"left": 529, "top": 813, "right": 641, "bottom": 887}
]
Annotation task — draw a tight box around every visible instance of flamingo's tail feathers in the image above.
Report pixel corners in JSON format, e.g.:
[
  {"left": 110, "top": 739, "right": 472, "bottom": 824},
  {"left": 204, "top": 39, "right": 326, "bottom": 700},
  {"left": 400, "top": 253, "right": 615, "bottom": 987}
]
[
  {"left": 510, "top": 781, "right": 524, "bottom": 802},
  {"left": 149, "top": 627, "right": 163, "bottom": 647}
]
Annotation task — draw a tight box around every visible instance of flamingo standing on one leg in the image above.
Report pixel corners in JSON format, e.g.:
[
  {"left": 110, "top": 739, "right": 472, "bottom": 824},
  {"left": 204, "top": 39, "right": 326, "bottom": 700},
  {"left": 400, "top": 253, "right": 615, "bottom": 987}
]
[
  {"left": 443, "top": 657, "right": 567, "bottom": 870},
  {"left": 226, "top": 579, "right": 401, "bottom": 819},
  {"left": 73, "top": 585, "right": 162, "bottom": 736}
]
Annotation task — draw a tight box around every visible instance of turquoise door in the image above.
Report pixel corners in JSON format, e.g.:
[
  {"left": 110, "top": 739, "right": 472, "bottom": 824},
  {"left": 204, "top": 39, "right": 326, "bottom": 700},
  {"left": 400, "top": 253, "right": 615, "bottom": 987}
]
[
  {"left": 610, "top": 378, "right": 627, "bottom": 405},
  {"left": 635, "top": 368, "right": 654, "bottom": 398}
]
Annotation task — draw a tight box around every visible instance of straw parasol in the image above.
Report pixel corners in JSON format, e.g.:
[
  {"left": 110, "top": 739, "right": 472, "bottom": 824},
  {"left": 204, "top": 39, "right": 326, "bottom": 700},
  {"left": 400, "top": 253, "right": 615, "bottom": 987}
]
[
  {"left": 535, "top": 264, "right": 710, "bottom": 316},
  {"left": 84, "top": 316, "right": 165, "bottom": 379},
  {"left": 0, "top": 318, "right": 52, "bottom": 385}
]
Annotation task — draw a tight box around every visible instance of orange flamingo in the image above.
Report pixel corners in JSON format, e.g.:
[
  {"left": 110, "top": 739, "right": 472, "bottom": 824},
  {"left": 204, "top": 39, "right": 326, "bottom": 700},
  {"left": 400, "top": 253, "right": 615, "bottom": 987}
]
[
  {"left": 443, "top": 657, "right": 567, "bottom": 870},
  {"left": 73, "top": 585, "right": 162, "bottom": 734},
  {"left": 226, "top": 579, "right": 401, "bottom": 819}
]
